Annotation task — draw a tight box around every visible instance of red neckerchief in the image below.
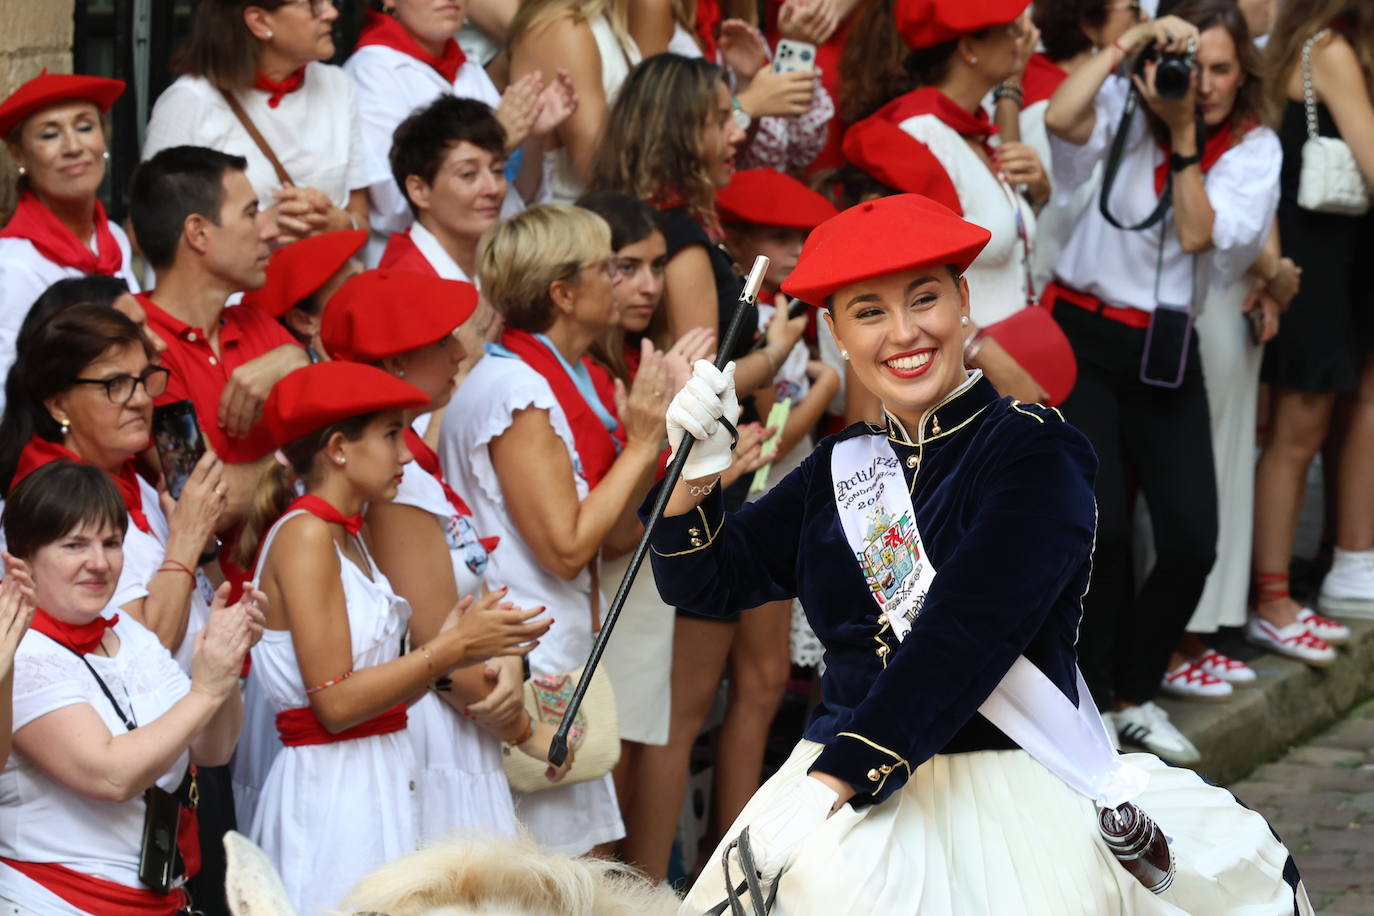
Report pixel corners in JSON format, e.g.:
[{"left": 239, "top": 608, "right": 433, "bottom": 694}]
[
  {"left": 0, "top": 191, "right": 123, "bottom": 276},
  {"left": 287, "top": 493, "right": 363, "bottom": 536},
  {"left": 13, "top": 436, "right": 152, "bottom": 534},
  {"left": 355, "top": 11, "right": 467, "bottom": 83},
  {"left": 651, "top": 191, "right": 725, "bottom": 241},
  {"left": 695, "top": 0, "right": 720, "bottom": 60},
  {"left": 1153, "top": 119, "right": 1257, "bottom": 194},
  {"left": 876, "top": 87, "right": 998, "bottom": 155},
  {"left": 253, "top": 68, "right": 306, "bottom": 108},
  {"left": 31, "top": 608, "right": 119, "bottom": 655},
  {"left": 499, "top": 329, "right": 620, "bottom": 487},
  {"left": 401, "top": 428, "right": 498, "bottom": 552},
  {"left": 1021, "top": 53, "right": 1069, "bottom": 106}
]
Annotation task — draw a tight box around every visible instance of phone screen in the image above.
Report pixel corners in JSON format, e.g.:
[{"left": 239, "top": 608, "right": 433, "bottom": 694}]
[{"left": 152, "top": 401, "right": 206, "bottom": 500}]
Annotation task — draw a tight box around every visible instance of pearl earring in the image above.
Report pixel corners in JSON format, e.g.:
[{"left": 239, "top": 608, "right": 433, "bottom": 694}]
[
  {"left": 102, "top": 151, "right": 110, "bottom": 161},
  {"left": 840, "top": 351, "right": 850, "bottom": 361},
  {"left": 16, "top": 167, "right": 25, "bottom": 177},
  {"left": 395, "top": 368, "right": 406, "bottom": 378},
  {"left": 265, "top": 29, "right": 273, "bottom": 39},
  {"left": 335, "top": 456, "right": 345, "bottom": 466},
  {"left": 960, "top": 315, "right": 970, "bottom": 327},
  {"left": 59, "top": 419, "right": 70, "bottom": 435},
  {"left": 969, "top": 56, "right": 978, "bottom": 65}
]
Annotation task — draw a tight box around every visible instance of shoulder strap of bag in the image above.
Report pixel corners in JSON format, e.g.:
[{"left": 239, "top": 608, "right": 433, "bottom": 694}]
[
  {"left": 43, "top": 633, "right": 137, "bottom": 731},
  {"left": 219, "top": 90, "right": 296, "bottom": 188},
  {"left": 1098, "top": 87, "right": 1173, "bottom": 231},
  {"left": 1302, "top": 30, "right": 1329, "bottom": 142}
]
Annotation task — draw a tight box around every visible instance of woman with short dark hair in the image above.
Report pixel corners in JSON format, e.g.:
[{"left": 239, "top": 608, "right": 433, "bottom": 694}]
[
  {"left": 143, "top": 0, "right": 372, "bottom": 244},
  {"left": 0, "top": 459, "right": 259, "bottom": 915}
]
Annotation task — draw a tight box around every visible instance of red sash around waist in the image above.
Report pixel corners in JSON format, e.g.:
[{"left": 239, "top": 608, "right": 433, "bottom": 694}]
[
  {"left": 275, "top": 702, "right": 408, "bottom": 747},
  {"left": 1042, "top": 281, "right": 1152, "bottom": 330},
  {"left": 0, "top": 859, "right": 186, "bottom": 915}
]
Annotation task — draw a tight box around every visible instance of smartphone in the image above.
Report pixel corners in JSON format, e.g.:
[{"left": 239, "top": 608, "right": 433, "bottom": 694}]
[
  {"left": 152, "top": 400, "right": 206, "bottom": 500},
  {"left": 1139, "top": 304, "right": 1194, "bottom": 389},
  {"left": 138, "top": 785, "right": 181, "bottom": 893},
  {"left": 786, "top": 297, "right": 809, "bottom": 320},
  {"left": 1246, "top": 308, "right": 1265, "bottom": 347},
  {"left": 773, "top": 39, "right": 817, "bottom": 73}
]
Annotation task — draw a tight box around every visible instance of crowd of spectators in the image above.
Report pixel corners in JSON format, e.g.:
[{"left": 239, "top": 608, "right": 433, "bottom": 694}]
[{"left": 0, "top": 0, "right": 1369, "bottom": 911}]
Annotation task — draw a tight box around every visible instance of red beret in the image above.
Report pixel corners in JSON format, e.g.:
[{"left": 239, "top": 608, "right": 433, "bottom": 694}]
[
  {"left": 242, "top": 229, "right": 367, "bottom": 318},
  {"left": 265, "top": 362, "right": 430, "bottom": 446},
  {"left": 895, "top": 0, "right": 1029, "bottom": 50},
  {"left": 841, "top": 117, "right": 964, "bottom": 216},
  {"left": 320, "top": 269, "right": 478, "bottom": 363},
  {"left": 716, "top": 169, "right": 838, "bottom": 230},
  {"left": 0, "top": 69, "right": 125, "bottom": 138},
  {"left": 781, "top": 194, "right": 990, "bottom": 306}
]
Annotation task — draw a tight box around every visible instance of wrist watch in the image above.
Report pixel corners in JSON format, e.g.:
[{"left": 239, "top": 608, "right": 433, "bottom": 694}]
[
  {"left": 731, "top": 95, "right": 752, "bottom": 132},
  {"left": 1169, "top": 150, "right": 1202, "bottom": 172}
]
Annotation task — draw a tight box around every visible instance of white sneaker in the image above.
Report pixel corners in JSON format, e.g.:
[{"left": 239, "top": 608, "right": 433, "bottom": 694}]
[
  {"left": 1113, "top": 702, "right": 1201, "bottom": 764},
  {"left": 1247, "top": 616, "right": 1336, "bottom": 667},
  {"left": 1160, "top": 661, "right": 1234, "bottom": 701},
  {"left": 1195, "top": 650, "right": 1258, "bottom": 685},
  {"left": 1319, "top": 549, "right": 1374, "bottom": 619},
  {"left": 1297, "top": 607, "right": 1352, "bottom": 645}
]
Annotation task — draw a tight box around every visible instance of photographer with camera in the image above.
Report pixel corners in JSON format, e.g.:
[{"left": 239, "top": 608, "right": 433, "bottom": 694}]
[{"left": 1043, "top": 0, "right": 1281, "bottom": 759}]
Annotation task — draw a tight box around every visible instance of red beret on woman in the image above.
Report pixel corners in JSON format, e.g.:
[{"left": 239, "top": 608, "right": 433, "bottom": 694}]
[
  {"left": 840, "top": 117, "right": 965, "bottom": 216},
  {"left": 894, "top": 0, "right": 1030, "bottom": 50},
  {"left": 319, "top": 269, "right": 477, "bottom": 363},
  {"left": 265, "top": 361, "right": 429, "bottom": 446},
  {"left": 716, "top": 169, "right": 838, "bottom": 230},
  {"left": 0, "top": 70, "right": 124, "bottom": 137},
  {"left": 242, "top": 229, "right": 367, "bottom": 319}
]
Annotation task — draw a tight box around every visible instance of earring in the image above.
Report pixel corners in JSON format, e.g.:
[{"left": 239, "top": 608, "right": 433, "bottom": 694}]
[
  {"left": 59, "top": 419, "right": 70, "bottom": 435},
  {"left": 335, "top": 456, "right": 346, "bottom": 466},
  {"left": 840, "top": 351, "right": 850, "bottom": 361},
  {"left": 102, "top": 151, "right": 110, "bottom": 161},
  {"left": 265, "top": 29, "right": 273, "bottom": 39},
  {"left": 969, "top": 56, "right": 978, "bottom": 65},
  {"left": 395, "top": 368, "right": 406, "bottom": 378},
  {"left": 960, "top": 315, "right": 970, "bottom": 327},
  {"left": 16, "top": 167, "right": 25, "bottom": 177}
]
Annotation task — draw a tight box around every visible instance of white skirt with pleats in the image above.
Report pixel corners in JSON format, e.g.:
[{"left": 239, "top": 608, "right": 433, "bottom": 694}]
[{"left": 681, "top": 741, "right": 1312, "bottom": 916}]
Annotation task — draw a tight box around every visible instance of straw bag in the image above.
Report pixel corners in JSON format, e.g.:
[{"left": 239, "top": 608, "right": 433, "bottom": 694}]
[
  {"left": 502, "top": 665, "right": 620, "bottom": 794},
  {"left": 1297, "top": 30, "right": 1370, "bottom": 216}
]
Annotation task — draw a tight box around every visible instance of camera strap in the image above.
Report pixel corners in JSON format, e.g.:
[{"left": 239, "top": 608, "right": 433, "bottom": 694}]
[
  {"left": 1098, "top": 88, "right": 1174, "bottom": 231},
  {"left": 46, "top": 634, "right": 138, "bottom": 731}
]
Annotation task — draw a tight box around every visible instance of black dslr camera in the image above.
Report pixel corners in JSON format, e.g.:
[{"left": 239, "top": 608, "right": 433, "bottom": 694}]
[{"left": 1136, "top": 42, "right": 1197, "bottom": 99}]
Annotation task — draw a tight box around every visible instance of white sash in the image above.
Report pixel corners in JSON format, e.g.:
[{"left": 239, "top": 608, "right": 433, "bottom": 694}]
[{"left": 831, "top": 432, "right": 1148, "bottom": 808}]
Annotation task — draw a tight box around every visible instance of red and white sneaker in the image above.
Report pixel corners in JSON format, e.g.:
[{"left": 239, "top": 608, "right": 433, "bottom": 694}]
[
  {"left": 1297, "top": 607, "right": 1352, "bottom": 646},
  {"left": 1246, "top": 616, "right": 1336, "bottom": 667},
  {"left": 1160, "top": 661, "right": 1234, "bottom": 700},
  {"left": 1195, "top": 650, "right": 1258, "bottom": 685}
]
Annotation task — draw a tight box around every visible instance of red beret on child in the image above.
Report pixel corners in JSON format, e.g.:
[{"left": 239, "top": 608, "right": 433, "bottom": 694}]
[
  {"left": 841, "top": 117, "right": 964, "bottom": 216},
  {"left": 265, "top": 362, "right": 430, "bottom": 446},
  {"left": 320, "top": 269, "right": 479, "bottom": 363},
  {"left": 242, "top": 229, "right": 367, "bottom": 318},
  {"left": 716, "top": 169, "right": 838, "bottom": 229},
  {"left": 782, "top": 194, "right": 990, "bottom": 306},
  {"left": 0, "top": 69, "right": 125, "bottom": 138},
  {"left": 894, "top": 0, "right": 1029, "bottom": 50}
]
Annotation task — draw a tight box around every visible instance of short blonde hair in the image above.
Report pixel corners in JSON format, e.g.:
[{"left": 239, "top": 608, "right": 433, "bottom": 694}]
[{"left": 477, "top": 204, "right": 611, "bottom": 334}]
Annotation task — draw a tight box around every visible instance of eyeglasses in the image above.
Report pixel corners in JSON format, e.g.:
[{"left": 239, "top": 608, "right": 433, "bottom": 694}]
[
  {"left": 70, "top": 366, "right": 171, "bottom": 405},
  {"left": 577, "top": 256, "right": 622, "bottom": 285}
]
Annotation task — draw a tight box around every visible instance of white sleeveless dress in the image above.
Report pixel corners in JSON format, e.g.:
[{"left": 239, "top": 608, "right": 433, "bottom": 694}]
[
  {"left": 245, "top": 510, "right": 419, "bottom": 916},
  {"left": 389, "top": 462, "right": 519, "bottom": 843}
]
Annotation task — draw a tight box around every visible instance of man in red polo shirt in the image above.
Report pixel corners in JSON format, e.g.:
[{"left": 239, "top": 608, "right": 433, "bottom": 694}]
[{"left": 128, "top": 146, "right": 309, "bottom": 518}]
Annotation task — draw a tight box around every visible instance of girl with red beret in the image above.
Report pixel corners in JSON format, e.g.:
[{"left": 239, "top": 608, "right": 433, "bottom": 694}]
[
  {"left": 649, "top": 194, "right": 1311, "bottom": 913},
  {"left": 238, "top": 361, "right": 549, "bottom": 914},
  {"left": 320, "top": 270, "right": 569, "bottom": 845},
  {"left": 0, "top": 71, "right": 141, "bottom": 419}
]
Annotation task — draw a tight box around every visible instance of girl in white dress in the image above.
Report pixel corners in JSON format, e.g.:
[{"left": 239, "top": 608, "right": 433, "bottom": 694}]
[
  {"left": 441, "top": 204, "right": 674, "bottom": 855},
  {"left": 241, "top": 361, "right": 550, "bottom": 915},
  {"left": 320, "top": 269, "right": 568, "bottom": 845}
]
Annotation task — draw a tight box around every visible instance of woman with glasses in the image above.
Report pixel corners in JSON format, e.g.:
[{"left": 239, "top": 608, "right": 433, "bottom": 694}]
[
  {"left": 0, "top": 302, "right": 228, "bottom": 670},
  {"left": 0, "top": 72, "right": 142, "bottom": 418},
  {"left": 143, "top": 0, "right": 372, "bottom": 245},
  {"left": 439, "top": 204, "right": 675, "bottom": 856}
]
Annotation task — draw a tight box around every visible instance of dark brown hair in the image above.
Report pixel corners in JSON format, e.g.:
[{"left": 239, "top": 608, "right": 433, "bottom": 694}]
[
  {"left": 173, "top": 0, "right": 292, "bottom": 91},
  {"left": 0, "top": 304, "right": 156, "bottom": 493},
  {"left": 1034, "top": 0, "right": 1111, "bottom": 62},
  {"left": 1148, "top": 0, "right": 1267, "bottom": 140},
  {"left": 4, "top": 461, "right": 128, "bottom": 560},
  {"left": 1265, "top": 0, "right": 1374, "bottom": 126}
]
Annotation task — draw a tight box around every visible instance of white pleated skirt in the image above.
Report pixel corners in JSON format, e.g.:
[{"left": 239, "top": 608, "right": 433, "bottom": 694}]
[{"left": 681, "top": 741, "right": 1312, "bottom": 916}]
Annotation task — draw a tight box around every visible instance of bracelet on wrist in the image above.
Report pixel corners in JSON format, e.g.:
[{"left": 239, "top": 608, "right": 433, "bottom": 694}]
[
  {"left": 509, "top": 712, "right": 535, "bottom": 747},
  {"left": 992, "top": 83, "right": 1024, "bottom": 106},
  {"left": 688, "top": 476, "right": 721, "bottom": 498},
  {"left": 158, "top": 559, "right": 196, "bottom": 579}
]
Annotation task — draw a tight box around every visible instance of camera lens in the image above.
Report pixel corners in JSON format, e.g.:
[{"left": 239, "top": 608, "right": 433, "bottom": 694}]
[{"left": 1154, "top": 53, "right": 1195, "bottom": 100}]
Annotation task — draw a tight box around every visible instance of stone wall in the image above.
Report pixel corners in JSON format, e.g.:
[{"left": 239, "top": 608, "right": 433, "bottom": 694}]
[{"left": 0, "top": 1, "right": 75, "bottom": 219}]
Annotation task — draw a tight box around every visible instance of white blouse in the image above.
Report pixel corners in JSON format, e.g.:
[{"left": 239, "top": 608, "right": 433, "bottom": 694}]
[
  {"left": 0, "top": 228, "right": 141, "bottom": 420},
  {"left": 1018, "top": 98, "right": 1101, "bottom": 296},
  {"left": 1049, "top": 75, "right": 1282, "bottom": 310},
  {"left": 0, "top": 618, "right": 191, "bottom": 907},
  {"left": 343, "top": 45, "right": 524, "bottom": 268},
  {"left": 142, "top": 63, "right": 375, "bottom": 210},
  {"left": 898, "top": 113, "right": 1037, "bottom": 324}
]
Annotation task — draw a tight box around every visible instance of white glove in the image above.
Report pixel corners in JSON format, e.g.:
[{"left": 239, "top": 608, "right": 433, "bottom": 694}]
[
  {"left": 666, "top": 359, "right": 740, "bottom": 481},
  {"left": 744, "top": 776, "right": 838, "bottom": 882}
]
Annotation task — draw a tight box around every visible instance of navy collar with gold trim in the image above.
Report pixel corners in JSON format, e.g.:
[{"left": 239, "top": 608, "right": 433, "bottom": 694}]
[{"left": 881, "top": 370, "right": 998, "bottom": 446}]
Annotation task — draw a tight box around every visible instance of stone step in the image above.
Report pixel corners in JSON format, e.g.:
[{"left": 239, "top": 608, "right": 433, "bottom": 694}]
[{"left": 1155, "top": 618, "right": 1374, "bottom": 785}]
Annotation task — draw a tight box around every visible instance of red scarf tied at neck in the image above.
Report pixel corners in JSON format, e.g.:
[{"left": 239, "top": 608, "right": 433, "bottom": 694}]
[
  {"left": 287, "top": 493, "right": 363, "bottom": 536},
  {"left": 30, "top": 608, "right": 119, "bottom": 655},
  {"left": 253, "top": 68, "right": 306, "bottom": 107},
  {"left": 13, "top": 436, "right": 152, "bottom": 534},
  {"left": 876, "top": 87, "right": 998, "bottom": 156},
  {"left": 355, "top": 11, "right": 467, "bottom": 83},
  {"left": 0, "top": 191, "right": 123, "bottom": 276}
]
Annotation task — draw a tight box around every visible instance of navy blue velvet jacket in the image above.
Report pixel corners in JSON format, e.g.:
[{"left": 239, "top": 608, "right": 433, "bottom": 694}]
[{"left": 646, "top": 376, "right": 1099, "bottom": 806}]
